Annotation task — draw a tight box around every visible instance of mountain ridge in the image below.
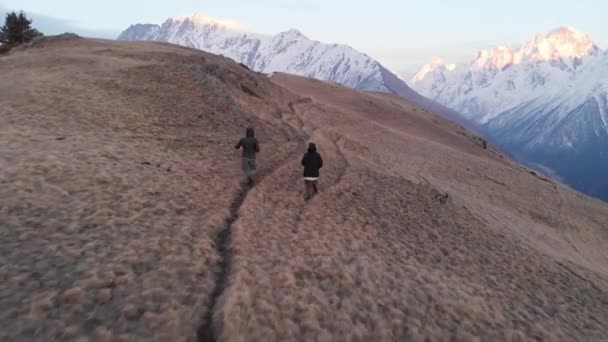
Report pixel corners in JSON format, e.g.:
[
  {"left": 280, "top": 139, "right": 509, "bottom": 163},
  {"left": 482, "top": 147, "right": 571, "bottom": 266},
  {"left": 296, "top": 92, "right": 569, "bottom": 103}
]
[
  {"left": 118, "top": 14, "right": 402, "bottom": 94},
  {"left": 117, "top": 13, "right": 474, "bottom": 130}
]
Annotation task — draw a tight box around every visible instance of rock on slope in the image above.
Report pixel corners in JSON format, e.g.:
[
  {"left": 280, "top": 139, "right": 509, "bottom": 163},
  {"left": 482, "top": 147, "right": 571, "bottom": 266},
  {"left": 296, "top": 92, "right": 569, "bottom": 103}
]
[
  {"left": 410, "top": 27, "right": 608, "bottom": 201},
  {"left": 1, "top": 37, "right": 608, "bottom": 341}
]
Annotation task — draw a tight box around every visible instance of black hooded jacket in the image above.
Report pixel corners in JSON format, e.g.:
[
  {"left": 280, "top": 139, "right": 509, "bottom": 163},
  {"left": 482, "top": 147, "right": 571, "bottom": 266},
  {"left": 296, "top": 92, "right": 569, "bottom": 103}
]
[
  {"left": 301, "top": 143, "right": 323, "bottom": 178},
  {"left": 235, "top": 127, "right": 260, "bottom": 159}
]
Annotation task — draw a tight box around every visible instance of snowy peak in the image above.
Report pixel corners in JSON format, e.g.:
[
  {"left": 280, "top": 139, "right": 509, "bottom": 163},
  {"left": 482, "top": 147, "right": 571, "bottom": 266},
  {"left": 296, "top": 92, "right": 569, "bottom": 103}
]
[
  {"left": 411, "top": 26, "right": 604, "bottom": 94},
  {"left": 168, "top": 12, "right": 244, "bottom": 31},
  {"left": 412, "top": 57, "right": 456, "bottom": 83},
  {"left": 277, "top": 29, "right": 307, "bottom": 40},
  {"left": 446, "top": 26, "right": 600, "bottom": 75},
  {"left": 409, "top": 25, "right": 608, "bottom": 123},
  {"left": 518, "top": 26, "right": 598, "bottom": 62},
  {"left": 471, "top": 46, "right": 515, "bottom": 71},
  {"left": 425, "top": 57, "right": 453, "bottom": 71},
  {"left": 546, "top": 26, "right": 597, "bottom": 56},
  {"left": 117, "top": 24, "right": 160, "bottom": 41}
]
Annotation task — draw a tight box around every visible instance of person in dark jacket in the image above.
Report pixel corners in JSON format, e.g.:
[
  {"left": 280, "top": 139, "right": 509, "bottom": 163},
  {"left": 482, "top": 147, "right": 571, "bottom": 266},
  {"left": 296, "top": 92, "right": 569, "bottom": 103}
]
[
  {"left": 235, "top": 127, "right": 260, "bottom": 185},
  {"left": 301, "top": 142, "right": 323, "bottom": 200}
]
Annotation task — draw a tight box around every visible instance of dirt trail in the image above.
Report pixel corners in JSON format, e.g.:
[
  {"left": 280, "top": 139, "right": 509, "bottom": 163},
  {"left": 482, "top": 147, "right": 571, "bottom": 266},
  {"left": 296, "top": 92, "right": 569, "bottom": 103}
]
[
  {"left": 198, "top": 97, "right": 318, "bottom": 341},
  {"left": 197, "top": 184, "right": 249, "bottom": 342}
]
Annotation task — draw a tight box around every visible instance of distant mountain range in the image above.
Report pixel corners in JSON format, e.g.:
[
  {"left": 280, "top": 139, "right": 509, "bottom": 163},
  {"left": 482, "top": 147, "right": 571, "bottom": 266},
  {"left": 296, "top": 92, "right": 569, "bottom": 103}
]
[
  {"left": 117, "top": 13, "right": 469, "bottom": 128},
  {"left": 410, "top": 27, "right": 608, "bottom": 201}
]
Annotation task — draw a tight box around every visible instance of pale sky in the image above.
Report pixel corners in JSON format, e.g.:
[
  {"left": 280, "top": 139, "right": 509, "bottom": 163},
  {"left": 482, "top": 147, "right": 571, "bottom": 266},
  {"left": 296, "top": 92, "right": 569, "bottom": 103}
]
[{"left": 1, "top": 0, "right": 606, "bottom": 76}]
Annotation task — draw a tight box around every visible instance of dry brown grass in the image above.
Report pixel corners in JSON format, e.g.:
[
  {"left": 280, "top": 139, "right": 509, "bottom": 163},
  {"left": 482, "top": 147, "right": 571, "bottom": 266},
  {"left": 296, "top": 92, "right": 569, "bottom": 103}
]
[
  {"left": 0, "top": 37, "right": 298, "bottom": 341},
  {"left": 1, "top": 37, "right": 608, "bottom": 341}
]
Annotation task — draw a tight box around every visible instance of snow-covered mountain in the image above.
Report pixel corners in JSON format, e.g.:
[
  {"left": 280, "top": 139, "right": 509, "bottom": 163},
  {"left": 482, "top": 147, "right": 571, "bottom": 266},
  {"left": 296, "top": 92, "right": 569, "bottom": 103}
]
[
  {"left": 410, "top": 27, "right": 608, "bottom": 201},
  {"left": 119, "top": 14, "right": 408, "bottom": 95},
  {"left": 117, "top": 13, "right": 472, "bottom": 128}
]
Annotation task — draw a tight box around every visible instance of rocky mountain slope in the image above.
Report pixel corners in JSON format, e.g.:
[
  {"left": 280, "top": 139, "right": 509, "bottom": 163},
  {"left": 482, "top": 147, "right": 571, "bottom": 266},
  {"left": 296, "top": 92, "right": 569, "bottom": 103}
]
[
  {"left": 2, "top": 36, "right": 608, "bottom": 341},
  {"left": 410, "top": 27, "right": 608, "bottom": 200}
]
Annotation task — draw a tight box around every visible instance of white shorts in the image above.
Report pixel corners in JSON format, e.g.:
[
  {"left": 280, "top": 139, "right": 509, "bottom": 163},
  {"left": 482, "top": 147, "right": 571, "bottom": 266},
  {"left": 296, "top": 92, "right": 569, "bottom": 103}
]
[{"left": 304, "top": 177, "right": 319, "bottom": 181}]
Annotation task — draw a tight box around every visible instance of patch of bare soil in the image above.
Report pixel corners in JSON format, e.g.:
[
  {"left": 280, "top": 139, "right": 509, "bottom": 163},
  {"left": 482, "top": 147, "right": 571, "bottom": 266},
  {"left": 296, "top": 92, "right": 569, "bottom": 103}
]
[{"left": 1, "top": 39, "right": 608, "bottom": 341}]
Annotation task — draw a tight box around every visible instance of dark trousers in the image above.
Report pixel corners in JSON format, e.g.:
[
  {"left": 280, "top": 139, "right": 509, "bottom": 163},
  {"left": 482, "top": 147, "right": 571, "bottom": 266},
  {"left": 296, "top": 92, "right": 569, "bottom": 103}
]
[{"left": 305, "top": 180, "right": 318, "bottom": 199}]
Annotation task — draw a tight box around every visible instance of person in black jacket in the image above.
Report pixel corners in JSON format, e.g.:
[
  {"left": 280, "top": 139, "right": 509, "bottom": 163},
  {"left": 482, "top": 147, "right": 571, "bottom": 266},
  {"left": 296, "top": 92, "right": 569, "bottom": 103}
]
[
  {"left": 235, "top": 127, "right": 260, "bottom": 185},
  {"left": 301, "top": 142, "right": 323, "bottom": 200}
]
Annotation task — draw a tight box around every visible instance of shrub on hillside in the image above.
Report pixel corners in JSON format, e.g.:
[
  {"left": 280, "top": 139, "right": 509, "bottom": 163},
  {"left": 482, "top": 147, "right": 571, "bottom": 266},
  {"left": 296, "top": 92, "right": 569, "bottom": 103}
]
[{"left": 0, "top": 11, "right": 43, "bottom": 53}]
